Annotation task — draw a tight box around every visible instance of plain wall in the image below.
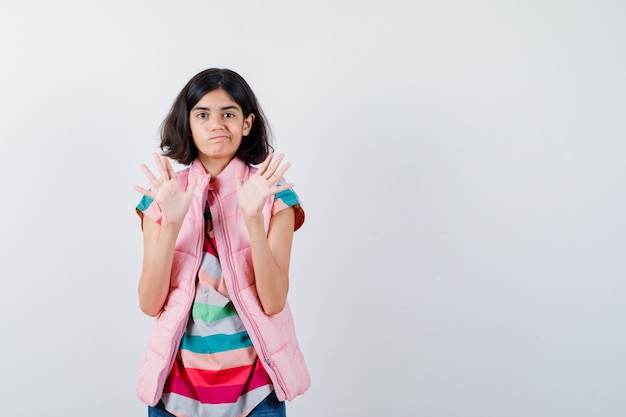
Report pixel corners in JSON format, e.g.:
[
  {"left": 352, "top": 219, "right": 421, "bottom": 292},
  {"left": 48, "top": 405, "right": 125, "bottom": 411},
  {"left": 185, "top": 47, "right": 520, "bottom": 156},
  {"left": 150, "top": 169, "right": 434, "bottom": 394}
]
[{"left": 1, "top": 0, "right": 625, "bottom": 416}]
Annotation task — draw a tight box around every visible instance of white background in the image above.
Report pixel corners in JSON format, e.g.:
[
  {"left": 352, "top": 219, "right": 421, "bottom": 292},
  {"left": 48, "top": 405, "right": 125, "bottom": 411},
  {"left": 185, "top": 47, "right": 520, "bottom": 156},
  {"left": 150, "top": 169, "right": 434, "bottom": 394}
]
[{"left": 1, "top": 1, "right": 625, "bottom": 416}]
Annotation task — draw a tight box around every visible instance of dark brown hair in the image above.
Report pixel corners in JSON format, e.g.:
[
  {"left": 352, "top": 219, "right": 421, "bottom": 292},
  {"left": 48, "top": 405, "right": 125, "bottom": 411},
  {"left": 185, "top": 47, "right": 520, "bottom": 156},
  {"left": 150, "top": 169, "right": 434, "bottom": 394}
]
[{"left": 160, "top": 68, "right": 272, "bottom": 165}]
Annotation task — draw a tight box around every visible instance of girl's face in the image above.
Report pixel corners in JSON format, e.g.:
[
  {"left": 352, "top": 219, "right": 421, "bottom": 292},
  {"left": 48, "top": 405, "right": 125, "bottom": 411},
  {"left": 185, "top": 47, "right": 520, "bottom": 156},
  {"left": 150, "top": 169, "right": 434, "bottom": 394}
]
[{"left": 189, "top": 88, "right": 254, "bottom": 166}]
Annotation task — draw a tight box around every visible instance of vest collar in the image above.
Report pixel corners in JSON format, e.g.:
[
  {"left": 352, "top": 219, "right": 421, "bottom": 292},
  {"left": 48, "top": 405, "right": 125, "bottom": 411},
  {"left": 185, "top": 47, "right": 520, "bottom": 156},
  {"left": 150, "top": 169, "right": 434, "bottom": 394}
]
[{"left": 189, "top": 157, "right": 248, "bottom": 193}]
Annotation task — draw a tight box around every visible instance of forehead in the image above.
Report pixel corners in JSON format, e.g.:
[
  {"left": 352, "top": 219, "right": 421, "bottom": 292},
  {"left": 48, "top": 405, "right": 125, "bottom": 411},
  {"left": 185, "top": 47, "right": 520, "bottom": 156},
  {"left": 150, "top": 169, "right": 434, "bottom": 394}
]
[{"left": 193, "top": 88, "right": 240, "bottom": 110}]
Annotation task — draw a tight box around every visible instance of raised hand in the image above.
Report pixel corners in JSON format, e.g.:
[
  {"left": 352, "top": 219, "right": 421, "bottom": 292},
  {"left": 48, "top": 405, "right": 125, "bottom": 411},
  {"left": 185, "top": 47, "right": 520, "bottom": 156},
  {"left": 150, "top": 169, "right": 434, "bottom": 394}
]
[
  {"left": 133, "top": 153, "right": 197, "bottom": 225},
  {"left": 235, "top": 153, "right": 294, "bottom": 219}
]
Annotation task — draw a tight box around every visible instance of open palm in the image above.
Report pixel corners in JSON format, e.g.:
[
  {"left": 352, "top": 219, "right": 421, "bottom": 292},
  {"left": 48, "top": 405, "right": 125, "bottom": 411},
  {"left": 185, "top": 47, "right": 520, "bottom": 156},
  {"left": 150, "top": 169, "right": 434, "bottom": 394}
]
[
  {"left": 134, "top": 153, "right": 197, "bottom": 225},
  {"left": 236, "top": 153, "right": 294, "bottom": 218}
]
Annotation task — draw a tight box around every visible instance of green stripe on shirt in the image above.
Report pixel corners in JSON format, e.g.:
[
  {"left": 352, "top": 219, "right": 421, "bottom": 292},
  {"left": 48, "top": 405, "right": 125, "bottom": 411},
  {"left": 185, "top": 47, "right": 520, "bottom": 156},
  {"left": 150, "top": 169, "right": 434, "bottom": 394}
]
[{"left": 192, "top": 302, "right": 238, "bottom": 323}]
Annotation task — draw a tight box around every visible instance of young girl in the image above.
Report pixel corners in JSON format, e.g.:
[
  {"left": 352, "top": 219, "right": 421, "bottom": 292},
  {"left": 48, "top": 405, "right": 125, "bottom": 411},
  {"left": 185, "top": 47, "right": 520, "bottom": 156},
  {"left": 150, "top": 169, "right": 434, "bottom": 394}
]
[{"left": 133, "top": 68, "right": 309, "bottom": 417}]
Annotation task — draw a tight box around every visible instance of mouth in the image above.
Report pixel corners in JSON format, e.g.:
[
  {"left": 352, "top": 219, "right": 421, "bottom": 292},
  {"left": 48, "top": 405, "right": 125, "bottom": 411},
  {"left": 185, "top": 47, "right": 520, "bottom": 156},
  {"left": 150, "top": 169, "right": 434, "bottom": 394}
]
[{"left": 209, "top": 135, "right": 229, "bottom": 141}]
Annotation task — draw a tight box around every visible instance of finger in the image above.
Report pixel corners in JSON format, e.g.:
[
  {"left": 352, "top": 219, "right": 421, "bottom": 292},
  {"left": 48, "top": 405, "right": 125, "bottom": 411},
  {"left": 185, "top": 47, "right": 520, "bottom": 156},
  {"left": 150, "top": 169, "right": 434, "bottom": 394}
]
[
  {"left": 153, "top": 153, "right": 169, "bottom": 180},
  {"left": 271, "top": 161, "right": 291, "bottom": 184},
  {"left": 133, "top": 184, "right": 155, "bottom": 199},
  {"left": 185, "top": 174, "right": 198, "bottom": 195},
  {"left": 140, "top": 164, "right": 162, "bottom": 192},
  {"left": 258, "top": 153, "right": 274, "bottom": 176},
  {"left": 140, "top": 163, "right": 158, "bottom": 183},
  {"left": 273, "top": 182, "right": 295, "bottom": 195},
  {"left": 163, "top": 155, "right": 177, "bottom": 179},
  {"left": 141, "top": 165, "right": 163, "bottom": 193},
  {"left": 235, "top": 169, "right": 243, "bottom": 188},
  {"left": 265, "top": 153, "right": 285, "bottom": 178},
  {"left": 265, "top": 160, "right": 290, "bottom": 187}
]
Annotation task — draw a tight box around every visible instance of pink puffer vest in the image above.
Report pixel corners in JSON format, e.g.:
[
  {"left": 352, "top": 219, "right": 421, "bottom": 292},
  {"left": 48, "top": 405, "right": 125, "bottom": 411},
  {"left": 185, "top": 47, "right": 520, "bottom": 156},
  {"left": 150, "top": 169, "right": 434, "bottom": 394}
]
[{"left": 136, "top": 157, "right": 310, "bottom": 406}]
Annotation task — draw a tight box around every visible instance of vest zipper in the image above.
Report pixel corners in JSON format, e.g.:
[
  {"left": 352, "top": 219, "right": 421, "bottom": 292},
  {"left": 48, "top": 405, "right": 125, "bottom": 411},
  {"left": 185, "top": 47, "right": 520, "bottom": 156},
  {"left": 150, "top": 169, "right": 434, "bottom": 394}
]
[
  {"left": 160, "top": 174, "right": 206, "bottom": 398},
  {"left": 210, "top": 189, "right": 288, "bottom": 396},
  {"left": 176, "top": 177, "right": 206, "bottom": 343}
]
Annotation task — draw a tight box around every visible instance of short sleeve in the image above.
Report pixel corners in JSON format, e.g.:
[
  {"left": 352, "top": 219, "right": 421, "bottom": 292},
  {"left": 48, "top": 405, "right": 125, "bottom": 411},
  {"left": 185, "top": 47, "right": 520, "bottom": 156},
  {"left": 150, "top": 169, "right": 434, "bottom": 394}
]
[
  {"left": 136, "top": 195, "right": 163, "bottom": 225},
  {"left": 273, "top": 187, "right": 305, "bottom": 231}
]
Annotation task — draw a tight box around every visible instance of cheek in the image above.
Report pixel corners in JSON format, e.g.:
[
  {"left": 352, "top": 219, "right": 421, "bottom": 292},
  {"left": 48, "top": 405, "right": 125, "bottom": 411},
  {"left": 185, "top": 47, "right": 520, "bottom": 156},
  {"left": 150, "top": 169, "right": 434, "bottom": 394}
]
[
  {"left": 190, "top": 127, "right": 202, "bottom": 147},
  {"left": 189, "top": 121, "right": 201, "bottom": 139}
]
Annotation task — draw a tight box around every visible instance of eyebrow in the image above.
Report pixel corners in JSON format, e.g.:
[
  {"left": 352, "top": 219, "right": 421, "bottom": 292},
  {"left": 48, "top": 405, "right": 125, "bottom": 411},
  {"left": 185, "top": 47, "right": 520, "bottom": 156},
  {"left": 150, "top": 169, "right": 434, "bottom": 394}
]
[{"left": 191, "top": 105, "right": 241, "bottom": 112}]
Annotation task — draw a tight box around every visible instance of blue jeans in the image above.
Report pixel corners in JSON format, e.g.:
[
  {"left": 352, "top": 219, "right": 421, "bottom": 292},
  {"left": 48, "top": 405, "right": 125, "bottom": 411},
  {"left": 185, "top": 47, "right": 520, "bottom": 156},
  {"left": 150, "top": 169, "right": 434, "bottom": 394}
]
[{"left": 148, "top": 391, "right": 286, "bottom": 417}]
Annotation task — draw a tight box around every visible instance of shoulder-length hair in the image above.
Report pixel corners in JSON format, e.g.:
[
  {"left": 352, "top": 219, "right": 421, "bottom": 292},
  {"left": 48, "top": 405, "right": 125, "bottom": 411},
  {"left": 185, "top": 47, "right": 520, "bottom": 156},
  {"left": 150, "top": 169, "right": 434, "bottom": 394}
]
[{"left": 160, "top": 68, "right": 272, "bottom": 165}]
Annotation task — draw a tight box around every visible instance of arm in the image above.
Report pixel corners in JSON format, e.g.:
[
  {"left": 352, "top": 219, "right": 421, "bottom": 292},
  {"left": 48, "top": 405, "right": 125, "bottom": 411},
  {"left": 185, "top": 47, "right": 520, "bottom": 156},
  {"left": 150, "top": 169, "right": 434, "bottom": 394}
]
[
  {"left": 137, "top": 216, "right": 183, "bottom": 316},
  {"left": 244, "top": 207, "right": 295, "bottom": 316},
  {"left": 235, "top": 153, "right": 297, "bottom": 316},
  {"left": 134, "top": 153, "right": 197, "bottom": 316}
]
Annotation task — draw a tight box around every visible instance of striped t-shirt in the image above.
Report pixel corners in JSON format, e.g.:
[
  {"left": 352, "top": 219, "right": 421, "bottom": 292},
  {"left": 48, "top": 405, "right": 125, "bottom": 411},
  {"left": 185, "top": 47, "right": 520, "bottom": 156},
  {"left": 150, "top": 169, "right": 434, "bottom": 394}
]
[{"left": 137, "top": 187, "right": 303, "bottom": 417}]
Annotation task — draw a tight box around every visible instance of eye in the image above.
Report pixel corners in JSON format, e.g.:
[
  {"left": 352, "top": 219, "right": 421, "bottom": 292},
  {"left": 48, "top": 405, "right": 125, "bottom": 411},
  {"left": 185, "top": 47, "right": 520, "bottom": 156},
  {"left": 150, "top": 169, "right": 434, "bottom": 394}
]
[
  {"left": 196, "top": 112, "right": 208, "bottom": 119},
  {"left": 223, "top": 112, "right": 235, "bottom": 119}
]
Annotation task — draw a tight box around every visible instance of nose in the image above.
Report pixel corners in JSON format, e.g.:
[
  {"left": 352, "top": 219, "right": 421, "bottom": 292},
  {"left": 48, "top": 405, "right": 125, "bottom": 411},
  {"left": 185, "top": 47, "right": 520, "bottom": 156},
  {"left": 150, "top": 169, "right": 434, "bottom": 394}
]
[{"left": 208, "top": 114, "right": 224, "bottom": 130}]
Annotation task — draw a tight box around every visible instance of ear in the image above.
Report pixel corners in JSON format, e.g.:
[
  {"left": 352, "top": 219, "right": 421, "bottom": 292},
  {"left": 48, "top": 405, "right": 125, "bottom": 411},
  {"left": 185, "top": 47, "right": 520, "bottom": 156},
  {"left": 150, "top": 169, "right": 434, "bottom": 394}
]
[{"left": 243, "top": 113, "right": 255, "bottom": 136}]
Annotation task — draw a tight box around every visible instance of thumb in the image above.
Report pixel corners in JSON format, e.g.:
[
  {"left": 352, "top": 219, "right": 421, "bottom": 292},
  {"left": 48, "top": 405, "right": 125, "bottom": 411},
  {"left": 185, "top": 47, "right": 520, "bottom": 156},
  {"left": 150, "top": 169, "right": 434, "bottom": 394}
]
[
  {"left": 235, "top": 169, "right": 243, "bottom": 188},
  {"left": 186, "top": 174, "right": 198, "bottom": 194}
]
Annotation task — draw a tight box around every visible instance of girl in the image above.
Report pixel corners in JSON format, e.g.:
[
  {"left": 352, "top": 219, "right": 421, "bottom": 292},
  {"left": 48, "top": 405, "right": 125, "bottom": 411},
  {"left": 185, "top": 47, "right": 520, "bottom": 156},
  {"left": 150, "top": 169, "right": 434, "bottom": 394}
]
[{"left": 133, "top": 68, "right": 309, "bottom": 417}]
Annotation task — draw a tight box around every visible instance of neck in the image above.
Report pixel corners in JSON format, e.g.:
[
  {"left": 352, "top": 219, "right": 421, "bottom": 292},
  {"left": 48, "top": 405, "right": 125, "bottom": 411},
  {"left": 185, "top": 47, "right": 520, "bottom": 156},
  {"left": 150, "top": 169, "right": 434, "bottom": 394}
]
[{"left": 198, "top": 155, "right": 233, "bottom": 180}]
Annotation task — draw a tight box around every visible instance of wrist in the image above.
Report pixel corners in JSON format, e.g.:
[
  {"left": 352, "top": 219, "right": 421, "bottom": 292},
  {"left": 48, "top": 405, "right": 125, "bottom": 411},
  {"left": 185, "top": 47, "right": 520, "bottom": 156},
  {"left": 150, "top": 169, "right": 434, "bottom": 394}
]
[
  {"left": 160, "top": 217, "right": 184, "bottom": 229},
  {"left": 242, "top": 212, "right": 265, "bottom": 226}
]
